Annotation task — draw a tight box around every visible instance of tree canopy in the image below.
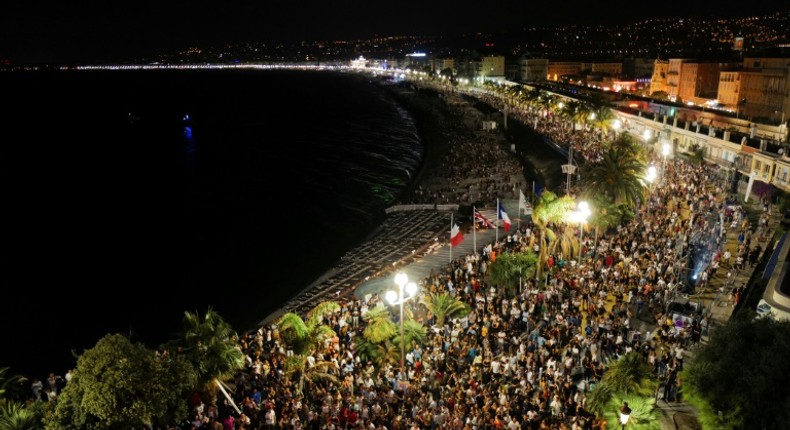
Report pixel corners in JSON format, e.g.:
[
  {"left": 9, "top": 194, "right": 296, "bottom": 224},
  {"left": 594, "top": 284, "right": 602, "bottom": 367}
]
[
  {"left": 486, "top": 250, "right": 537, "bottom": 296},
  {"left": 681, "top": 315, "right": 790, "bottom": 430},
  {"left": 48, "top": 334, "right": 196, "bottom": 430}
]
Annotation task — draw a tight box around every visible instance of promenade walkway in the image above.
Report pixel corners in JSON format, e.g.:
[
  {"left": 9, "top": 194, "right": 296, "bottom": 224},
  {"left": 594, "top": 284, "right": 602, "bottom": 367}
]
[
  {"left": 654, "top": 198, "right": 783, "bottom": 430},
  {"left": 353, "top": 203, "right": 525, "bottom": 300}
]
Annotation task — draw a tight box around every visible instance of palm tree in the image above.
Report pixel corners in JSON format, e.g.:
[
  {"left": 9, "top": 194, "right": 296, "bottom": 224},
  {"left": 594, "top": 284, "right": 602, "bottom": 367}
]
[
  {"left": 0, "top": 368, "right": 25, "bottom": 403},
  {"left": 0, "top": 401, "right": 44, "bottom": 430},
  {"left": 530, "top": 191, "right": 577, "bottom": 280},
  {"left": 420, "top": 292, "right": 470, "bottom": 327},
  {"left": 171, "top": 309, "right": 245, "bottom": 412},
  {"left": 588, "top": 352, "right": 657, "bottom": 414},
  {"left": 583, "top": 145, "right": 647, "bottom": 208},
  {"left": 362, "top": 305, "right": 397, "bottom": 343},
  {"left": 392, "top": 319, "right": 428, "bottom": 351},
  {"left": 602, "top": 395, "right": 661, "bottom": 430},
  {"left": 278, "top": 301, "right": 340, "bottom": 356},
  {"left": 590, "top": 106, "right": 616, "bottom": 135},
  {"left": 559, "top": 99, "right": 582, "bottom": 131},
  {"left": 583, "top": 196, "right": 622, "bottom": 256},
  {"left": 282, "top": 355, "right": 338, "bottom": 399},
  {"left": 486, "top": 251, "right": 537, "bottom": 297},
  {"left": 549, "top": 224, "right": 581, "bottom": 262},
  {"left": 607, "top": 132, "right": 646, "bottom": 161},
  {"left": 522, "top": 88, "right": 545, "bottom": 114}
]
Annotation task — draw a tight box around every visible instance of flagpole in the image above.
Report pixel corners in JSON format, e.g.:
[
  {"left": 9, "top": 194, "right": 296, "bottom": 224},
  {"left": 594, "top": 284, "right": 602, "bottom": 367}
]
[
  {"left": 450, "top": 212, "right": 453, "bottom": 263},
  {"left": 532, "top": 181, "right": 536, "bottom": 205},
  {"left": 496, "top": 198, "right": 500, "bottom": 244},
  {"left": 517, "top": 190, "right": 521, "bottom": 232},
  {"left": 473, "top": 206, "right": 477, "bottom": 254}
]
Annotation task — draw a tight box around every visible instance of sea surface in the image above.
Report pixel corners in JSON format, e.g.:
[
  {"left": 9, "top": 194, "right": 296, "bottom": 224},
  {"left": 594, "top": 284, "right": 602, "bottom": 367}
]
[{"left": 1, "top": 69, "right": 423, "bottom": 379}]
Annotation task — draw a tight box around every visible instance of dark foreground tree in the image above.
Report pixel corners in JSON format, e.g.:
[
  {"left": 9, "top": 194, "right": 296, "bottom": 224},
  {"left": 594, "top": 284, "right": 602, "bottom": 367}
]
[
  {"left": 48, "top": 334, "right": 196, "bottom": 430},
  {"left": 681, "top": 314, "right": 790, "bottom": 430}
]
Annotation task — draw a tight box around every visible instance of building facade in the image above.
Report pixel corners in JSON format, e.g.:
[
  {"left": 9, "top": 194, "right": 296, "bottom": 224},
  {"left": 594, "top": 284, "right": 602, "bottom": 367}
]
[{"left": 519, "top": 58, "right": 549, "bottom": 83}]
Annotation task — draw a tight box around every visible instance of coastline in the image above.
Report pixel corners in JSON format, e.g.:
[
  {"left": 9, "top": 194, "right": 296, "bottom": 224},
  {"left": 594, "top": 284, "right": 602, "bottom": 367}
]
[
  {"left": 258, "top": 80, "right": 456, "bottom": 326},
  {"left": 258, "top": 78, "right": 561, "bottom": 326}
]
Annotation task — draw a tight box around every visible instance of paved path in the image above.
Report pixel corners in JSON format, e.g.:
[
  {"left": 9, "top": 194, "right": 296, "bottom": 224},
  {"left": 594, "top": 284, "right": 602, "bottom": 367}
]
[
  {"left": 354, "top": 202, "right": 526, "bottom": 300},
  {"left": 653, "top": 199, "right": 783, "bottom": 430}
]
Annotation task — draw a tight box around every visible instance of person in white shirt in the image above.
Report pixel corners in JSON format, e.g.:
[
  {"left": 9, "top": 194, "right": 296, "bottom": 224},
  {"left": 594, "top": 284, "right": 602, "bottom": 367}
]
[{"left": 264, "top": 407, "right": 276, "bottom": 428}]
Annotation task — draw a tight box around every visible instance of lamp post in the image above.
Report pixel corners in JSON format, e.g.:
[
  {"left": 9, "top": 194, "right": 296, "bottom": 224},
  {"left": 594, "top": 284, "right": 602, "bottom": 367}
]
[
  {"left": 645, "top": 165, "right": 658, "bottom": 190},
  {"left": 619, "top": 401, "right": 632, "bottom": 429},
  {"left": 386, "top": 272, "right": 418, "bottom": 381}
]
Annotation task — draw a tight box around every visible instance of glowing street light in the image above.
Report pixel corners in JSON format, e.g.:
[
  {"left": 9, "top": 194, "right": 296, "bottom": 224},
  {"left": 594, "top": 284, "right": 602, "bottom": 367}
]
[
  {"left": 386, "top": 272, "right": 418, "bottom": 381},
  {"left": 645, "top": 165, "right": 658, "bottom": 184},
  {"left": 568, "top": 201, "right": 591, "bottom": 265}
]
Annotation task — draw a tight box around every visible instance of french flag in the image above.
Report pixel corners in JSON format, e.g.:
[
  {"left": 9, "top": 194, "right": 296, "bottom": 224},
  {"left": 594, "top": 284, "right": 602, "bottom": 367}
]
[{"left": 498, "top": 202, "right": 511, "bottom": 232}]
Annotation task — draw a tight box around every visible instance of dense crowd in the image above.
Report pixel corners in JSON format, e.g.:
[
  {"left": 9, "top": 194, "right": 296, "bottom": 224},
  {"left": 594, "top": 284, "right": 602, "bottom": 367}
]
[
  {"left": 15, "top": 82, "right": 773, "bottom": 430},
  {"left": 406, "top": 92, "right": 528, "bottom": 207}
]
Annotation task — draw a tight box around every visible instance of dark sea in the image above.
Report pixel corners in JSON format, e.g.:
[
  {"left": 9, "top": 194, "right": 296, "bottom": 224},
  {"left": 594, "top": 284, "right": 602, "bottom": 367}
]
[{"left": 1, "top": 69, "right": 423, "bottom": 379}]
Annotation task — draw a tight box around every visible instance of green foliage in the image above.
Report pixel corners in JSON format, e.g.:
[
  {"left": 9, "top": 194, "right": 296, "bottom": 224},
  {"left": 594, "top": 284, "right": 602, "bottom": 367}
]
[
  {"left": 0, "top": 401, "right": 45, "bottom": 430},
  {"left": 420, "top": 292, "right": 471, "bottom": 327},
  {"left": 305, "top": 301, "right": 340, "bottom": 327},
  {"left": 608, "top": 133, "right": 646, "bottom": 162},
  {"left": 486, "top": 250, "right": 537, "bottom": 296},
  {"left": 650, "top": 91, "right": 669, "bottom": 100},
  {"left": 0, "top": 368, "right": 26, "bottom": 402},
  {"left": 392, "top": 319, "right": 428, "bottom": 349},
  {"left": 48, "top": 334, "right": 197, "bottom": 430},
  {"left": 352, "top": 337, "right": 379, "bottom": 364},
  {"left": 583, "top": 144, "right": 647, "bottom": 208},
  {"left": 682, "top": 382, "right": 742, "bottom": 430},
  {"left": 687, "top": 143, "right": 705, "bottom": 164},
  {"left": 602, "top": 395, "right": 660, "bottom": 430},
  {"left": 590, "top": 106, "right": 616, "bottom": 133},
  {"left": 681, "top": 315, "right": 790, "bottom": 429},
  {"left": 174, "top": 309, "right": 245, "bottom": 389},
  {"left": 531, "top": 191, "right": 577, "bottom": 278},
  {"left": 282, "top": 356, "right": 338, "bottom": 397},
  {"left": 278, "top": 301, "right": 339, "bottom": 356},
  {"left": 588, "top": 352, "right": 657, "bottom": 414},
  {"left": 550, "top": 224, "right": 580, "bottom": 261},
  {"left": 584, "top": 196, "right": 621, "bottom": 240},
  {"left": 362, "top": 305, "right": 397, "bottom": 344}
]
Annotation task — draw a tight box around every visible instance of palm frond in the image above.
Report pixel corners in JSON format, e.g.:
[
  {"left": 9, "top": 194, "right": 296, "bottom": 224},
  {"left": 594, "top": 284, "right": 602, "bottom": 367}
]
[{"left": 306, "top": 301, "right": 340, "bottom": 326}]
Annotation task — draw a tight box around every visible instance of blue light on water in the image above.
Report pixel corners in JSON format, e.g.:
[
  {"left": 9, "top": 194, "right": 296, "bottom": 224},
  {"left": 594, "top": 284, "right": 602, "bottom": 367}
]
[{"left": 184, "top": 126, "right": 193, "bottom": 141}]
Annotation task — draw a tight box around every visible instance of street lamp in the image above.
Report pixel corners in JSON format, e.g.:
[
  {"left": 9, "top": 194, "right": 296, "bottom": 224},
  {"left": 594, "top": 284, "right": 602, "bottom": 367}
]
[
  {"left": 386, "top": 272, "right": 418, "bottom": 381},
  {"left": 645, "top": 165, "right": 658, "bottom": 185},
  {"left": 642, "top": 129, "right": 651, "bottom": 144},
  {"left": 619, "top": 402, "right": 632, "bottom": 429},
  {"left": 569, "top": 201, "right": 591, "bottom": 265}
]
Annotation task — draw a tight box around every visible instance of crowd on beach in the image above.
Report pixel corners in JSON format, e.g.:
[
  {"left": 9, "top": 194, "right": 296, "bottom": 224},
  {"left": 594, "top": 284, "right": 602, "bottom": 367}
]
[
  {"left": 406, "top": 91, "right": 528, "bottom": 206},
  {"left": 169, "top": 86, "right": 768, "bottom": 430},
  {"left": 13, "top": 82, "right": 775, "bottom": 430}
]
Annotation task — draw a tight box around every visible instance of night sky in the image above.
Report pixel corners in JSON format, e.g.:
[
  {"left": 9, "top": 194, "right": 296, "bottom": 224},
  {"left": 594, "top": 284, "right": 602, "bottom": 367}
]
[{"left": 0, "top": 0, "right": 784, "bottom": 65}]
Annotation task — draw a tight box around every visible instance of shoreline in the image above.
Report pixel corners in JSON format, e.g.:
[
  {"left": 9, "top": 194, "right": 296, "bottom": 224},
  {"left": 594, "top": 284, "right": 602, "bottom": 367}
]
[{"left": 259, "top": 78, "right": 562, "bottom": 326}]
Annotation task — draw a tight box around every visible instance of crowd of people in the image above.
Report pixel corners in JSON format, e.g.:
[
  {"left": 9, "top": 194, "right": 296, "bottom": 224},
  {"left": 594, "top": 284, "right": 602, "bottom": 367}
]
[
  {"left": 12, "top": 81, "right": 774, "bottom": 430},
  {"left": 405, "top": 91, "right": 528, "bottom": 206},
  {"left": 173, "top": 85, "right": 765, "bottom": 430}
]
